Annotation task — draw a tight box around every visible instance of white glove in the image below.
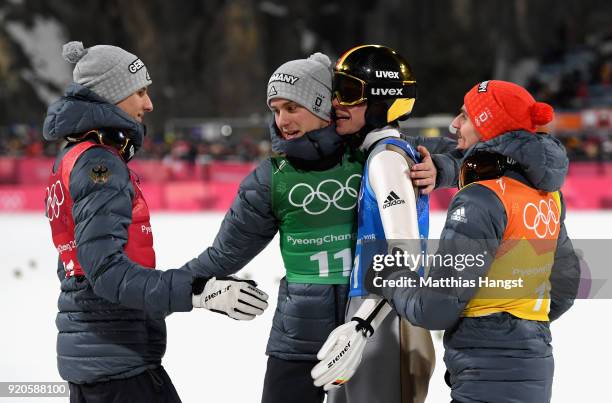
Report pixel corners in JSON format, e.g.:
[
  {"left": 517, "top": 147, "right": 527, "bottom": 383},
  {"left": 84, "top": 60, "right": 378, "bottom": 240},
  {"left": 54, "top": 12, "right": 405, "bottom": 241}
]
[
  {"left": 192, "top": 276, "right": 269, "bottom": 320},
  {"left": 311, "top": 320, "right": 369, "bottom": 391},
  {"left": 311, "top": 299, "right": 392, "bottom": 390}
]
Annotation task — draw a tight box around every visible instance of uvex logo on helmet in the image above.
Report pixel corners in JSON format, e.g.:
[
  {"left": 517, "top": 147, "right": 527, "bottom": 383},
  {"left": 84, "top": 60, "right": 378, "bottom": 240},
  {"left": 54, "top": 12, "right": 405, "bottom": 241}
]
[
  {"left": 334, "top": 45, "right": 417, "bottom": 127},
  {"left": 375, "top": 70, "right": 399, "bottom": 79}
]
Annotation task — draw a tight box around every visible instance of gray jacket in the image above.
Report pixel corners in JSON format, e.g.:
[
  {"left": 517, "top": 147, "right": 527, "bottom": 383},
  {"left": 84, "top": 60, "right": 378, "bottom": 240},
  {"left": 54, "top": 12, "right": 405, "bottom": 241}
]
[
  {"left": 45, "top": 84, "right": 193, "bottom": 384},
  {"left": 182, "top": 125, "right": 347, "bottom": 360}
]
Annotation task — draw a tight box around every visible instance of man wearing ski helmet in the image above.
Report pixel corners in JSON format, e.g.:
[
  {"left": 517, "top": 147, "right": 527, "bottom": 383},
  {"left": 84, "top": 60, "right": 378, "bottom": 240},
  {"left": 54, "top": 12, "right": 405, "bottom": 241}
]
[
  {"left": 180, "top": 49, "right": 459, "bottom": 402},
  {"left": 312, "top": 45, "right": 435, "bottom": 403}
]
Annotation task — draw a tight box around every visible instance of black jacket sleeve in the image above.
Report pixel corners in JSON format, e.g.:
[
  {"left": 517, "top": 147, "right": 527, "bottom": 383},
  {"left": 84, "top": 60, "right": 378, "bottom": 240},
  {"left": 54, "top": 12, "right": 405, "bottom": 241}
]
[
  {"left": 180, "top": 159, "right": 279, "bottom": 278},
  {"left": 377, "top": 184, "right": 506, "bottom": 329},
  {"left": 71, "top": 146, "right": 193, "bottom": 313},
  {"left": 431, "top": 148, "right": 464, "bottom": 189},
  {"left": 400, "top": 134, "right": 462, "bottom": 189},
  {"left": 548, "top": 193, "right": 580, "bottom": 321}
]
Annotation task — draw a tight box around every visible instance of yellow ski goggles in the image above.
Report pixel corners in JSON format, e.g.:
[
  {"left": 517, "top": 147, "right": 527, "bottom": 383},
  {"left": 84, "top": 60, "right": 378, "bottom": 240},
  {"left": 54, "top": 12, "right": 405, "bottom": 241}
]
[{"left": 333, "top": 71, "right": 417, "bottom": 106}]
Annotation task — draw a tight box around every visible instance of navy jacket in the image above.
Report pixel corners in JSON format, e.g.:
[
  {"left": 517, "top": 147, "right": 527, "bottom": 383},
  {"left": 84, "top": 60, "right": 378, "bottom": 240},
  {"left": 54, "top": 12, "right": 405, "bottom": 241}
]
[
  {"left": 378, "top": 131, "right": 580, "bottom": 329},
  {"left": 44, "top": 84, "right": 193, "bottom": 384},
  {"left": 181, "top": 123, "right": 460, "bottom": 360}
]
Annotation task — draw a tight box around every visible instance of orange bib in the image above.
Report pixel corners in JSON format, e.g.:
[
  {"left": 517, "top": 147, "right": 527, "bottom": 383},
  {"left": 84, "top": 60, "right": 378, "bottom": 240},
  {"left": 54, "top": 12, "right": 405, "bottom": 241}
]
[{"left": 462, "top": 177, "right": 561, "bottom": 321}]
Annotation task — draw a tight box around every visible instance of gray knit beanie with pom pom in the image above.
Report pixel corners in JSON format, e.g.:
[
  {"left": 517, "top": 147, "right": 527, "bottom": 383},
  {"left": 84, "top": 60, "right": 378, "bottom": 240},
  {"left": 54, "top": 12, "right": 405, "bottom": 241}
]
[
  {"left": 266, "top": 52, "right": 333, "bottom": 121},
  {"left": 62, "top": 41, "right": 152, "bottom": 104}
]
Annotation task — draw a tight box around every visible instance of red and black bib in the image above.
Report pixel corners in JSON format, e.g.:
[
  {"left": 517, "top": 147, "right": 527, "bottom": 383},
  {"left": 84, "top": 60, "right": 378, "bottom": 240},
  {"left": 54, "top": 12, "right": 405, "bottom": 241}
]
[{"left": 46, "top": 141, "right": 155, "bottom": 278}]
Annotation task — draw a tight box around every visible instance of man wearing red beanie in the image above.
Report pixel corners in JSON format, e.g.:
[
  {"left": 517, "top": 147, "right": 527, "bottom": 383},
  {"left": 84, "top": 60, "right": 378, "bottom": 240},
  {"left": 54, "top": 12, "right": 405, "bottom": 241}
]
[
  {"left": 458, "top": 79, "right": 555, "bottom": 146},
  {"left": 369, "top": 80, "right": 580, "bottom": 402}
]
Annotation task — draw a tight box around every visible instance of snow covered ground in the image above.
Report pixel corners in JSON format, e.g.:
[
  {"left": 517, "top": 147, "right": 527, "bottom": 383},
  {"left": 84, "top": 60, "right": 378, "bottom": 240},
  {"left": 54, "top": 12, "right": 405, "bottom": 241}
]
[{"left": 1, "top": 212, "right": 610, "bottom": 402}]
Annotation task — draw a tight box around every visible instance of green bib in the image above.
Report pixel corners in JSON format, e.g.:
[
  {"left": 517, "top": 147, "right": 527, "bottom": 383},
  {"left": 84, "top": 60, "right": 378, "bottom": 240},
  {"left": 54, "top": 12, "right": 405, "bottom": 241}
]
[{"left": 271, "top": 151, "right": 364, "bottom": 284}]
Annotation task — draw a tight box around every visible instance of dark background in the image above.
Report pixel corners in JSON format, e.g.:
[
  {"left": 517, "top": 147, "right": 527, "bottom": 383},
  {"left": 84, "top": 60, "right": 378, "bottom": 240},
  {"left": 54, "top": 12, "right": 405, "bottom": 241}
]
[{"left": 0, "top": 0, "right": 610, "bottom": 160}]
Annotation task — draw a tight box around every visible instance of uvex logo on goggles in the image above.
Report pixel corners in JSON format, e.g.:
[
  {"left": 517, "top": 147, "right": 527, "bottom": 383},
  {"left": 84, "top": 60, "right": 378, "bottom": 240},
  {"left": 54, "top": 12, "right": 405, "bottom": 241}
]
[
  {"left": 369, "top": 82, "right": 416, "bottom": 99},
  {"left": 370, "top": 87, "right": 404, "bottom": 96},
  {"left": 333, "top": 71, "right": 416, "bottom": 106}
]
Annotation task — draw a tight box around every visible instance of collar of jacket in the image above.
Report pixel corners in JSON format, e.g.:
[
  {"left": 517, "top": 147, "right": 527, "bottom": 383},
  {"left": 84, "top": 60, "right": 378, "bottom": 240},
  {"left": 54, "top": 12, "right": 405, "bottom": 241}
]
[
  {"left": 42, "top": 83, "right": 145, "bottom": 154},
  {"left": 360, "top": 126, "right": 401, "bottom": 152},
  {"left": 463, "top": 131, "right": 569, "bottom": 192},
  {"left": 270, "top": 120, "right": 345, "bottom": 162}
]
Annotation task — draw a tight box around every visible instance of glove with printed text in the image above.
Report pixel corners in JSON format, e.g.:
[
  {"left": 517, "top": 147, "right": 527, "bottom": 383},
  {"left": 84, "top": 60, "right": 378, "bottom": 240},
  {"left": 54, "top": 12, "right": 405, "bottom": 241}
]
[
  {"left": 311, "top": 320, "right": 370, "bottom": 391},
  {"left": 192, "top": 276, "right": 269, "bottom": 320}
]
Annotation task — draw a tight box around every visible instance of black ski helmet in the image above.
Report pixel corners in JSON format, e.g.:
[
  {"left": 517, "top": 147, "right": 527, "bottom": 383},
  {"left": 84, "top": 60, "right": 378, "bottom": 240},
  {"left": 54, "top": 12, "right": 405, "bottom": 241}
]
[{"left": 333, "top": 45, "right": 417, "bottom": 128}]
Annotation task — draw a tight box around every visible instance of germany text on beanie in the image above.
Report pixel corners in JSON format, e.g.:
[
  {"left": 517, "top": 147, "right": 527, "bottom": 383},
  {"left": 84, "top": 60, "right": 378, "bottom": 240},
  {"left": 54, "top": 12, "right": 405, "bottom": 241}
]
[
  {"left": 62, "top": 41, "right": 152, "bottom": 104},
  {"left": 266, "top": 53, "right": 332, "bottom": 121}
]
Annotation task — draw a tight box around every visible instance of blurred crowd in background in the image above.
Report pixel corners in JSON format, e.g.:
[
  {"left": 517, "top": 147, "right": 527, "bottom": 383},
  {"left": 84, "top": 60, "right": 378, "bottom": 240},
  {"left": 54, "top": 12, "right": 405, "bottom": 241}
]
[
  {"left": 0, "top": 123, "right": 273, "bottom": 162},
  {"left": 0, "top": 0, "right": 611, "bottom": 165},
  {"left": 2, "top": 32, "right": 611, "bottom": 164}
]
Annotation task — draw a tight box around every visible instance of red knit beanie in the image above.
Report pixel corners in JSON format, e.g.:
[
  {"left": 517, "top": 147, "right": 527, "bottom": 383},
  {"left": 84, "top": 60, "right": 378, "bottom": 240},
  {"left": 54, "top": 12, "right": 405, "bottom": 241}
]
[{"left": 463, "top": 80, "right": 554, "bottom": 141}]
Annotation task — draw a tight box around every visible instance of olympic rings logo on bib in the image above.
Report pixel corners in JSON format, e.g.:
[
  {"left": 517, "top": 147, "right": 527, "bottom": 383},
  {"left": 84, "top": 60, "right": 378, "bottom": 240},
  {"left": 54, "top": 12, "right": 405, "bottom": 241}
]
[
  {"left": 46, "top": 180, "right": 65, "bottom": 221},
  {"left": 288, "top": 174, "right": 361, "bottom": 215},
  {"left": 523, "top": 198, "right": 560, "bottom": 239}
]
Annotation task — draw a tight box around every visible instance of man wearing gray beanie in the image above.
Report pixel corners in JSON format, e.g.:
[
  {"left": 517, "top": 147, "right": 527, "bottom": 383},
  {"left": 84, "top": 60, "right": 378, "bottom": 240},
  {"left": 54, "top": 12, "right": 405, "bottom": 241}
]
[
  {"left": 178, "top": 52, "right": 355, "bottom": 403},
  {"left": 177, "top": 50, "right": 449, "bottom": 403},
  {"left": 267, "top": 52, "right": 333, "bottom": 122},
  {"left": 63, "top": 40, "right": 153, "bottom": 106},
  {"left": 41, "top": 41, "right": 270, "bottom": 403}
]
